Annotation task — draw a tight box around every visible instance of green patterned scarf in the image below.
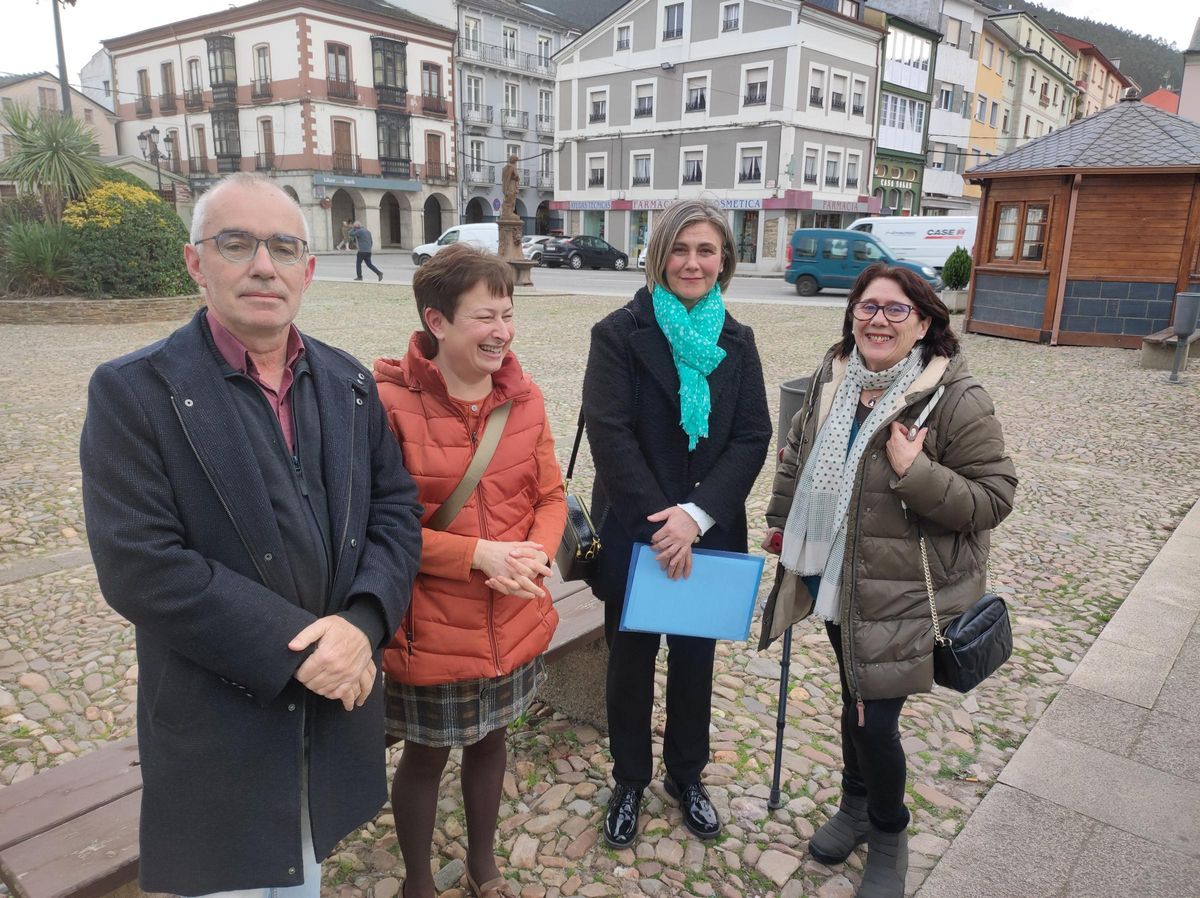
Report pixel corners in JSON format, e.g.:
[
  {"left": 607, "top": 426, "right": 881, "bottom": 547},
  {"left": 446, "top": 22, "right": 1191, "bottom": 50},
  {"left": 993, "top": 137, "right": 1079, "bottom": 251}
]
[{"left": 651, "top": 282, "right": 727, "bottom": 450}]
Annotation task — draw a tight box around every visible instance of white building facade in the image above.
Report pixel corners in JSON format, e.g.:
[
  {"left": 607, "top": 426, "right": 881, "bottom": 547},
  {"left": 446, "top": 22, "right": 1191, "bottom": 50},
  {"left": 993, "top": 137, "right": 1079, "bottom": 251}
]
[
  {"left": 553, "top": 0, "right": 882, "bottom": 273},
  {"left": 104, "top": 0, "right": 458, "bottom": 251},
  {"left": 988, "top": 11, "right": 1078, "bottom": 154},
  {"left": 79, "top": 49, "right": 115, "bottom": 112}
]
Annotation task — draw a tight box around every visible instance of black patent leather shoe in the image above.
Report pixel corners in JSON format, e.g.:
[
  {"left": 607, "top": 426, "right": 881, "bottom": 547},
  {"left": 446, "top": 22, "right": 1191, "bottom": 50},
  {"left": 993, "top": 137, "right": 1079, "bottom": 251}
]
[
  {"left": 603, "top": 783, "right": 643, "bottom": 848},
  {"left": 664, "top": 776, "right": 722, "bottom": 840}
]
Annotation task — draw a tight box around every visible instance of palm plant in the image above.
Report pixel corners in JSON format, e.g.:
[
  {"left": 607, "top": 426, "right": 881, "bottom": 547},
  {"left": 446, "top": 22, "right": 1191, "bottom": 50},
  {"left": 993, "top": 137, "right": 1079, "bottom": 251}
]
[{"left": 0, "top": 105, "right": 102, "bottom": 222}]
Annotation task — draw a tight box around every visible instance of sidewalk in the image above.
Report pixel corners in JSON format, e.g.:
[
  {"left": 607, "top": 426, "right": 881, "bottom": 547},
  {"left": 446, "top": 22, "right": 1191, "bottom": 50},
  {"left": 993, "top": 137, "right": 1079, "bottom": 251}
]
[{"left": 915, "top": 499, "right": 1200, "bottom": 898}]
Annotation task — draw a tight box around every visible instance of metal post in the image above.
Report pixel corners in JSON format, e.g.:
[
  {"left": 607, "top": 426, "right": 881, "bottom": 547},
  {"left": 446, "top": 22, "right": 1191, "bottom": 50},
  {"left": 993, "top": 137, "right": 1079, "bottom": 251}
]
[
  {"left": 1166, "top": 292, "right": 1200, "bottom": 385},
  {"left": 1168, "top": 338, "right": 1189, "bottom": 385},
  {"left": 51, "top": 0, "right": 75, "bottom": 115}
]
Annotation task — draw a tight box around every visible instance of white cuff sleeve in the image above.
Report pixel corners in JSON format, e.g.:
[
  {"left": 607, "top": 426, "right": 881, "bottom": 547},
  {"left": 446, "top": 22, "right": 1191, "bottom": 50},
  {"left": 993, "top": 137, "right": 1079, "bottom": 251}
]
[{"left": 678, "top": 502, "right": 716, "bottom": 536}]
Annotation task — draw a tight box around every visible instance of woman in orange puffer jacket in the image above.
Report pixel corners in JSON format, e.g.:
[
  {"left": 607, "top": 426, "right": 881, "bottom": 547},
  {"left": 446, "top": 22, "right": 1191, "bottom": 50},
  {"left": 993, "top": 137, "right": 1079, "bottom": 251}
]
[{"left": 374, "top": 244, "right": 566, "bottom": 898}]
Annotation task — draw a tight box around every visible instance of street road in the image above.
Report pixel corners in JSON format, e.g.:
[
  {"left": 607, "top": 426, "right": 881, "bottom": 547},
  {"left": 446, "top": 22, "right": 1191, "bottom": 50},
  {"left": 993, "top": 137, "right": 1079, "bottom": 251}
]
[{"left": 311, "top": 250, "right": 850, "bottom": 307}]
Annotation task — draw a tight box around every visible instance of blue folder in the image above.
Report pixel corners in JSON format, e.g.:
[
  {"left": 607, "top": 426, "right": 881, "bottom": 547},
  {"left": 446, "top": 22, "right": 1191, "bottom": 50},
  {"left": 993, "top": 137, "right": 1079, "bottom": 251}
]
[{"left": 619, "top": 542, "right": 765, "bottom": 641}]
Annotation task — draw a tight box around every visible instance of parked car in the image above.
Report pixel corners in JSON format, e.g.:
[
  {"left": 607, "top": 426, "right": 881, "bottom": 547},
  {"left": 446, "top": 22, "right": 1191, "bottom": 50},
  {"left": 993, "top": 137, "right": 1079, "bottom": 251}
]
[
  {"left": 637, "top": 246, "right": 647, "bottom": 269},
  {"left": 847, "top": 215, "right": 977, "bottom": 272},
  {"left": 784, "top": 228, "right": 942, "bottom": 296},
  {"left": 411, "top": 223, "right": 499, "bottom": 265},
  {"left": 541, "top": 235, "right": 629, "bottom": 270},
  {"left": 522, "top": 235, "right": 553, "bottom": 265}
]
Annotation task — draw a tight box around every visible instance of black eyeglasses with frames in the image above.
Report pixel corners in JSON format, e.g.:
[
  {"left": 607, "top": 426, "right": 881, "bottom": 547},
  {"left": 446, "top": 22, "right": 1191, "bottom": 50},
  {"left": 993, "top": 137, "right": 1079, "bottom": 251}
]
[
  {"left": 194, "top": 230, "right": 309, "bottom": 265},
  {"left": 850, "top": 300, "right": 917, "bottom": 323}
]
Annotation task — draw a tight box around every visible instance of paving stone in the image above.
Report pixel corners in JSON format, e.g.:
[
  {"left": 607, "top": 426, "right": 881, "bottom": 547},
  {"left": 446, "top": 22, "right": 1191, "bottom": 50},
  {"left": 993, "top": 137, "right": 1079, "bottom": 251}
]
[
  {"left": 756, "top": 849, "right": 800, "bottom": 887},
  {"left": 433, "top": 858, "right": 465, "bottom": 892}
]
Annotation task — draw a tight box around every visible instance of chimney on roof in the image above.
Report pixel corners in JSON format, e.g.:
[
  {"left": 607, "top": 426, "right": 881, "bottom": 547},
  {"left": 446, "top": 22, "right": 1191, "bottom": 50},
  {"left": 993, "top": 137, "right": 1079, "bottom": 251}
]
[{"left": 1122, "top": 86, "right": 1141, "bottom": 101}]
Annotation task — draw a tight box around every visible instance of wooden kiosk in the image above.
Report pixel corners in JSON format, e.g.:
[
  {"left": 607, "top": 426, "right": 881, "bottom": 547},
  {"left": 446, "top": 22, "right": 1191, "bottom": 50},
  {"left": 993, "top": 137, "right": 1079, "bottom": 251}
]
[{"left": 965, "top": 91, "right": 1200, "bottom": 348}]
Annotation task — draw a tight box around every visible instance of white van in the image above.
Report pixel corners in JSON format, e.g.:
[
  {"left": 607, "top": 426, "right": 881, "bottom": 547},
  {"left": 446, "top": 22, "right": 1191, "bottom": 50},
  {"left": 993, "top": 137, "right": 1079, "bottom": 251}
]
[
  {"left": 411, "top": 223, "right": 500, "bottom": 265},
  {"left": 847, "top": 216, "right": 977, "bottom": 271}
]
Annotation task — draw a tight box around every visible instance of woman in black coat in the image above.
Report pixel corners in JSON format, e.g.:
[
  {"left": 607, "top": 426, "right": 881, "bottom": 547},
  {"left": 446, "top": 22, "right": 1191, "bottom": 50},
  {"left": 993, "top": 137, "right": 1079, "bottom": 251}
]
[{"left": 582, "top": 199, "right": 771, "bottom": 849}]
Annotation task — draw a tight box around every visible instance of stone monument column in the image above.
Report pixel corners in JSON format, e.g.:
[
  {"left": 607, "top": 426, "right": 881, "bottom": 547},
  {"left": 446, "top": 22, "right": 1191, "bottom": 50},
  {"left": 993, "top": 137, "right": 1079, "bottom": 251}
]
[{"left": 498, "top": 154, "right": 534, "bottom": 287}]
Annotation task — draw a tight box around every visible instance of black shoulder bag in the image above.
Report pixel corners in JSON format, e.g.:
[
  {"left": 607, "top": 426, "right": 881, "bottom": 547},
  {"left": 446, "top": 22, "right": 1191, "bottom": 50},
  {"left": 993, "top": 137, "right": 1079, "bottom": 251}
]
[{"left": 555, "top": 408, "right": 601, "bottom": 582}]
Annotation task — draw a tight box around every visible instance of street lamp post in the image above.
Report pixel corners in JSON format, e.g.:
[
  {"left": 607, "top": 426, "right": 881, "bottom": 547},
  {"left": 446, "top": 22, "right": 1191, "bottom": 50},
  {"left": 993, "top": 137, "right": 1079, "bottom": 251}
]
[{"left": 138, "top": 126, "right": 163, "bottom": 193}]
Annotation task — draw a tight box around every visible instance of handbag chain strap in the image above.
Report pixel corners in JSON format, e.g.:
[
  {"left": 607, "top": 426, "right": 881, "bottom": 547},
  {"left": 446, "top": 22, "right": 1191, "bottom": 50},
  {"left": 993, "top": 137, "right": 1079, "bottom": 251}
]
[
  {"left": 918, "top": 535, "right": 950, "bottom": 647},
  {"left": 920, "top": 531, "right": 995, "bottom": 649}
]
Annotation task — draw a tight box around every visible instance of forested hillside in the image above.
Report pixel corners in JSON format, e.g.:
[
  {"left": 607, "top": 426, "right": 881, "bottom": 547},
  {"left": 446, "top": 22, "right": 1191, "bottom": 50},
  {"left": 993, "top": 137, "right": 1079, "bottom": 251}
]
[{"left": 997, "top": 2, "right": 1184, "bottom": 92}]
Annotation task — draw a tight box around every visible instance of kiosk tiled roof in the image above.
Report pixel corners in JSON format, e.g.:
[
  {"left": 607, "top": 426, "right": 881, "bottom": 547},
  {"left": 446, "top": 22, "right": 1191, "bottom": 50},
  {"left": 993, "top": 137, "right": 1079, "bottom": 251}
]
[{"left": 968, "top": 95, "right": 1200, "bottom": 176}]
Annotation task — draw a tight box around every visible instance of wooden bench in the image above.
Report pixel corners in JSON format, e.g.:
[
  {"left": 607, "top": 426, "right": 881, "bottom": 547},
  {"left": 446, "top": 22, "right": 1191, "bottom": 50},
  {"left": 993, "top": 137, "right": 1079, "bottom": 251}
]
[
  {"left": 1140, "top": 327, "right": 1200, "bottom": 371},
  {"left": 0, "top": 737, "right": 142, "bottom": 898},
  {"left": 0, "top": 578, "right": 602, "bottom": 898}
]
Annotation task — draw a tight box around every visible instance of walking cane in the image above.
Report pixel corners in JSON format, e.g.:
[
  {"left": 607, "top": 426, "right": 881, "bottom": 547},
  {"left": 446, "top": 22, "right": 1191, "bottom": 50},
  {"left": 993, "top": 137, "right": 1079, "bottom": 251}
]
[{"left": 767, "top": 625, "right": 793, "bottom": 809}]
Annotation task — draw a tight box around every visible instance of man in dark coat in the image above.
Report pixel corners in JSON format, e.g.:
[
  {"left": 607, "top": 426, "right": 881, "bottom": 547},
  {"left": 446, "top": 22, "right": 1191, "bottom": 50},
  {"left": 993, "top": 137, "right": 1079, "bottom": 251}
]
[{"left": 79, "top": 173, "right": 423, "bottom": 897}]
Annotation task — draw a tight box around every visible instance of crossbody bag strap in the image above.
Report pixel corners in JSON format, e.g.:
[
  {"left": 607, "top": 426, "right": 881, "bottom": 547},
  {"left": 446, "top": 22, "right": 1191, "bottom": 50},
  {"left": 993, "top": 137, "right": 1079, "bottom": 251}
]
[
  {"left": 564, "top": 408, "right": 585, "bottom": 484},
  {"left": 914, "top": 382, "right": 994, "bottom": 648},
  {"left": 426, "top": 400, "right": 513, "bottom": 532}
]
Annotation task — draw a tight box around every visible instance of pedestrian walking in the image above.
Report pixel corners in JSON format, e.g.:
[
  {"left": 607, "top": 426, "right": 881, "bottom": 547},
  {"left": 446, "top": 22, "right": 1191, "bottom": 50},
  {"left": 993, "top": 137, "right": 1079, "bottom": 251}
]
[
  {"left": 373, "top": 243, "right": 566, "bottom": 898},
  {"left": 336, "top": 217, "right": 354, "bottom": 251},
  {"left": 349, "top": 221, "right": 383, "bottom": 281},
  {"left": 78, "top": 172, "right": 424, "bottom": 896},
  {"left": 760, "top": 263, "right": 1017, "bottom": 898},
  {"left": 581, "top": 198, "right": 772, "bottom": 849}
]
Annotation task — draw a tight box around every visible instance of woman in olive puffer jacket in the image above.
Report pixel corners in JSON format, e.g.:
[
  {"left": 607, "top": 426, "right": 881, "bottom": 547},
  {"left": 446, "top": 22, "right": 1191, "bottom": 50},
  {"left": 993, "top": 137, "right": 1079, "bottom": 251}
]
[{"left": 760, "top": 263, "right": 1017, "bottom": 898}]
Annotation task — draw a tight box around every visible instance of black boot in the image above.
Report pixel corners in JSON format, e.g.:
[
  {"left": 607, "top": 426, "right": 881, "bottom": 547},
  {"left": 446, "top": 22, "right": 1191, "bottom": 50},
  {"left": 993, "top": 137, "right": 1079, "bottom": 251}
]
[
  {"left": 856, "top": 826, "right": 908, "bottom": 898},
  {"left": 809, "top": 792, "right": 870, "bottom": 865}
]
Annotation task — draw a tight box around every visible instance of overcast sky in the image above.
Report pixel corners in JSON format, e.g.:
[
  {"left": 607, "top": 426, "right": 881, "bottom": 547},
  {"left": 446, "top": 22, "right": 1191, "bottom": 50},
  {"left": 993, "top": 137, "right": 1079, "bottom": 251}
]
[{"left": 2, "top": 1, "right": 1196, "bottom": 86}]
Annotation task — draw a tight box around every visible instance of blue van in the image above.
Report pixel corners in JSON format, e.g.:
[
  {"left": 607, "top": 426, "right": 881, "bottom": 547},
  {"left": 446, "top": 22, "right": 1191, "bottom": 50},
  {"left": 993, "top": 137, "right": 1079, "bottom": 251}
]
[{"left": 785, "top": 228, "right": 942, "bottom": 296}]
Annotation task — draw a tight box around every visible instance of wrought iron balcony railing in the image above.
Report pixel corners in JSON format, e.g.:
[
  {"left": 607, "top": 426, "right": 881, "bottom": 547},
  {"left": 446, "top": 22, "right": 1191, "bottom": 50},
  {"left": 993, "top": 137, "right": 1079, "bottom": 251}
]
[
  {"left": 463, "top": 102, "right": 493, "bottom": 125},
  {"left": 501, "top": 108, "right": 528, "bottom": 130},
  {"left": 332, "top": 152, "right": 361, "bottom": 174},
  {"left": 379, "top": 156, "right": 411, "bottom": 178},
  {"left": 375, "top": 84, "right": 406, "bottom": 108},
  {"left": 465, "top": 165, "right": 495, "bottom": 184},
  {"left": 327, "top": 77, "right": 358, "bottom": 102}
]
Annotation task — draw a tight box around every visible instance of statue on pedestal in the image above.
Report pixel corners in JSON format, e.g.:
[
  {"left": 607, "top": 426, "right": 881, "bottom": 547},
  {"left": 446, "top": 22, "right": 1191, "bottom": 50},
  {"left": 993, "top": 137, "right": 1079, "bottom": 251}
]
[{"left": 500, "top": 154, "right": 520, "bottom": 221}]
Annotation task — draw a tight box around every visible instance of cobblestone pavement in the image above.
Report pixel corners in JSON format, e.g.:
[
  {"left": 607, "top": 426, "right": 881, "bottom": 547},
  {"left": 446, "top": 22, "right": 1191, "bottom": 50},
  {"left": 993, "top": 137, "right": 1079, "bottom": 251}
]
[{"left": 2, "top": 282, "right": 1199, "bottom": 898}]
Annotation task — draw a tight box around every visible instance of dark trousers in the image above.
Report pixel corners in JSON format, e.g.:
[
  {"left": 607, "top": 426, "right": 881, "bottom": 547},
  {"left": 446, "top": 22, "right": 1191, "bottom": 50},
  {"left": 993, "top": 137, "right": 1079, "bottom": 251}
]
[
  {"left": 826, "top": 622, "right": 910, "bottom": 833},
  {"left": 604, "top": 592, "right": 715, "bottom": 790},
  {"left": 356, "top": 252, "right": 381, "bottom": 278}
]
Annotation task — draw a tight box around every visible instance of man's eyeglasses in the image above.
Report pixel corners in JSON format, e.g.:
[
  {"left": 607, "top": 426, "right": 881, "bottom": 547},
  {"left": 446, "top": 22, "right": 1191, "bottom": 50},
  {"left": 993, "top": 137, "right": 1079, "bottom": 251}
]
[
  {"left": 194, "top": 230, "right": 309, "bottom": 265},
  {"left": 850, "top": 301, "right": 917, "bottom": 323}
]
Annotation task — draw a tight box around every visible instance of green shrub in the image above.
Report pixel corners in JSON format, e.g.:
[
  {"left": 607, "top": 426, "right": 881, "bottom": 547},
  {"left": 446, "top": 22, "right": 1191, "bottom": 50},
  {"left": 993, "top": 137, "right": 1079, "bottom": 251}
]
[
  {"left": 942, "top": 246, "right": 972, "bottom": 290},
  {"left": 63, "top": 181, "right": 193, "bottom": 298},
  {"left": 97, "top": 165, "right": 156, "bottom": 190},
  {"left": 0, "top": 220, "right": 77, "bottom": 295}
]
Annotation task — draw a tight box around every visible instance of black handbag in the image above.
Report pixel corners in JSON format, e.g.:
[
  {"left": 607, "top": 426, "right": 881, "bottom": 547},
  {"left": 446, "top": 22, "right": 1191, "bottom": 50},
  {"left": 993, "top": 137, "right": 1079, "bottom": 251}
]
[
  {"left": 556, "top": 409, "right": 601, "bottom": 582},
  {"left": 919, "top": 535, "right": 1013, "bottom": 694}
]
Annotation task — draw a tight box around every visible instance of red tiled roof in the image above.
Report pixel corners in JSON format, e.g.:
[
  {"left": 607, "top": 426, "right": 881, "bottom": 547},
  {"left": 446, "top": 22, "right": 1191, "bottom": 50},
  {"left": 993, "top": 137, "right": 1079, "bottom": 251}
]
[{"left": 1142, "top": 88, "right": 1181, "bottom": 114}]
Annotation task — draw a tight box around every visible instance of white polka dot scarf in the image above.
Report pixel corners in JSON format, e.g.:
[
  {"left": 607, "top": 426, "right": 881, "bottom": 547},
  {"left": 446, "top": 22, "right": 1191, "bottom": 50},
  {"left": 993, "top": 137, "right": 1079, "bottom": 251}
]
[
  {"left": 780, "top": 346, "right": 925, "bottom": 622},
  {"left": 651, "top": 282, "right": 727, "bottom": 451}
]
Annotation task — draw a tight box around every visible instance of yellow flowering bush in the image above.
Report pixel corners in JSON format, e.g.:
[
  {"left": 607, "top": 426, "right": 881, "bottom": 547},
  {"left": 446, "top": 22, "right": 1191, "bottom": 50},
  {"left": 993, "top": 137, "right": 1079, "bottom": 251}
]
[
  {"left": 63, "top": 182, "right": 158, "bottom": 229},
  {"left": 63, "top": 181, "right": 193, "bottom": 297}
]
